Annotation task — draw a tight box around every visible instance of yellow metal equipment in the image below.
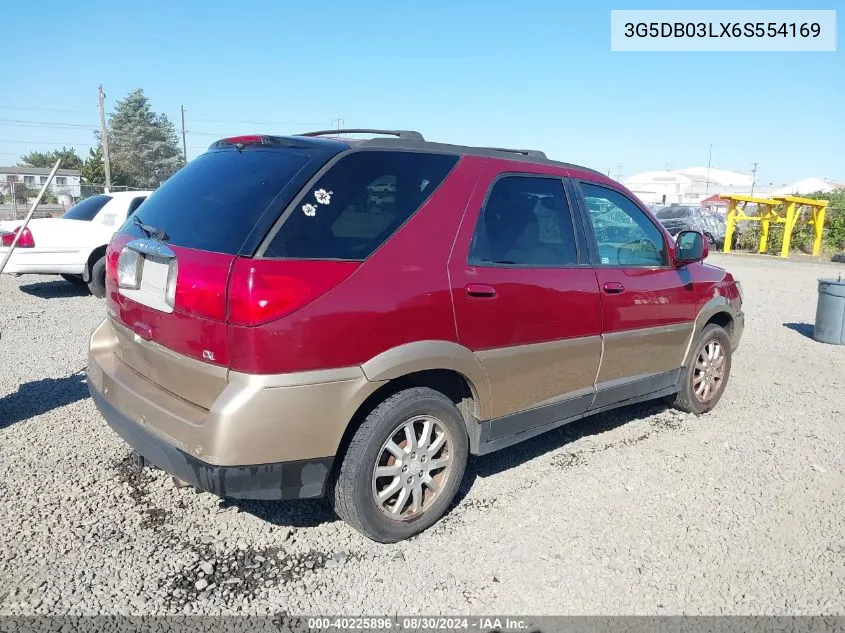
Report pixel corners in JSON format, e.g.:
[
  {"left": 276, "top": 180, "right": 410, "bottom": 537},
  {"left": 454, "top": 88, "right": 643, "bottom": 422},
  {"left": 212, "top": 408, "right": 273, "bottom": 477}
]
[
  {"left": 721, "top": 194, "right": 829, "bottom": 257},
  {"left": 772, "top": 195, "right": 829, "bottom": 257}
]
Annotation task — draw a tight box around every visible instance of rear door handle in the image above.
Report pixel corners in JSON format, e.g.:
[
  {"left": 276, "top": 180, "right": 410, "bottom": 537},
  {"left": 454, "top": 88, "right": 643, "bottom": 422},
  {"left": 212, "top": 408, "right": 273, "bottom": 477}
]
[
  {"left": 602, "top": 282, "right": 625, "bottom": 294},
  {"left": 465, "top": 284, "right": 497, "bottom": 298}
]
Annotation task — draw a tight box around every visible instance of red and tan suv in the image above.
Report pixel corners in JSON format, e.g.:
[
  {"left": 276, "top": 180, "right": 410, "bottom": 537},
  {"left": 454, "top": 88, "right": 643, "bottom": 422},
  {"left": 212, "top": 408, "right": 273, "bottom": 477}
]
[{"left": 87, "top": 129, "right": 744, "bottom": 542}]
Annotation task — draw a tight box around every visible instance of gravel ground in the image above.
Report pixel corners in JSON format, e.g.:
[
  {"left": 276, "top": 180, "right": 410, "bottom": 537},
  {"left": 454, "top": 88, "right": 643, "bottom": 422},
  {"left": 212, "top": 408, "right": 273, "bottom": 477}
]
[{"left": 1, "top": 253, "right": 844, "bottom": 616}]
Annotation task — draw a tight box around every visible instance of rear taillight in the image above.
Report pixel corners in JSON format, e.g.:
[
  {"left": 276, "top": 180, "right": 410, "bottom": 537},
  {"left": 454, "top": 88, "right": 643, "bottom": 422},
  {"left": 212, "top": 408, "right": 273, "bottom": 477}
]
[
  {"left": 1, "top": 227, "right": 35, "bottom": 248},
  {"left": 227, "top": 259, "right": 358, "bottom": 326},
  {"left": 105, "top": 234, "right": 133, "bottom": 318},
  {"left": 117, "top": 248, "right": 143, "bottom": 289}
]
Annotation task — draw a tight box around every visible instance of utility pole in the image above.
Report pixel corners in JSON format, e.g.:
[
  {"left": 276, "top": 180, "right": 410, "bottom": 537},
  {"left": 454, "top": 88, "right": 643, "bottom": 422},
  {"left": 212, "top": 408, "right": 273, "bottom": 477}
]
[
  {"left": 704, "top": 143, "right": 713, "bottom": 197},
  {"left": 98, "top": 85, "right": 112, "bottom": 193},
  {"left": 750, "top": 162, "right": 758, "bottom": 197},
  {"left": 180, "top": 105, "right": 187, "bottom": 164}
]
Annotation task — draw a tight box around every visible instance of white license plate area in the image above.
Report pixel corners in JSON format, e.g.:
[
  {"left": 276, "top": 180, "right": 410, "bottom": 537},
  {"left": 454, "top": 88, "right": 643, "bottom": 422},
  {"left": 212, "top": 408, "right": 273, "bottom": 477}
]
[{"left": 119, "top": 254, "right": 174, "bottom": 313}]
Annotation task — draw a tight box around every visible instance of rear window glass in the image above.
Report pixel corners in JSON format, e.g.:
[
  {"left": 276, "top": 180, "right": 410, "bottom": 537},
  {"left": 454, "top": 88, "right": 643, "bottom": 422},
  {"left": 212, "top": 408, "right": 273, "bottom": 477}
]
[
  {"left": 61, "top": 195, "right": 111, "bottom": 221},
  {"left": 118, "top": 149, "right": 317, "bottom": 255},
  {"left": 263, "top": 151, "right": 458, "bottom": 260}
]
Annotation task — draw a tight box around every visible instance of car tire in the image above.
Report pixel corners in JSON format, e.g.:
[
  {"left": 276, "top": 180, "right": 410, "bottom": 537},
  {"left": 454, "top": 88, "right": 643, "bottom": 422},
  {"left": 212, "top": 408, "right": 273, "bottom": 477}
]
[
  {"left": 60, "top": 274, "right": 87, "bottom": 286},
  {"left": 87, "top": 257, "right": 107, "bottom": 298},
  {"left": 669, "top": 324, "right": 732, "bottom": 415},
  {"left": 329, "top": 387, "right": 469, "bottom": 543}
]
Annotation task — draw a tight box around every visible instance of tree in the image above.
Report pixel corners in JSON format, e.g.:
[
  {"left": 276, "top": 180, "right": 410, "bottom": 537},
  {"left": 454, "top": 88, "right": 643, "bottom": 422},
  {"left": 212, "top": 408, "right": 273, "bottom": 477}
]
[
  {"left": 18, "top": 147, "right": 83, "bottom": 171},
  {"left": 80, "top": 146, "right": 105, "bottom": 186},
  {"left": 107, "top": 89, "right": 182, "bottom": 189},
  {"left": 8, "top": 182, "right": 42, "bottom": 204},
  {"left": 79, "top": 146, "right": 132, "bottom": 197}
]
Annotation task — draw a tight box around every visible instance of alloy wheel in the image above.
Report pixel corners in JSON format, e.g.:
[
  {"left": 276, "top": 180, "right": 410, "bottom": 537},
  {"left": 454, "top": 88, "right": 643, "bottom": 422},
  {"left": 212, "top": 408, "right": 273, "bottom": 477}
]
[
  {"left": 693, "top": 339, "right": 726, "bottom": 402},
  {"left": 371, "top": 415, "right": 453, "bottom": 520}
]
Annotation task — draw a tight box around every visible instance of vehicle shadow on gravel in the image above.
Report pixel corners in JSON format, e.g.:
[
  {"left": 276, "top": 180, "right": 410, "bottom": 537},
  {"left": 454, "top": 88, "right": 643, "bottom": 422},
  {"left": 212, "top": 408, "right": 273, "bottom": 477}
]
[
  {"left": 783, "top": 322, "right": 815, "bottom": 340},
  {"left": 226, "top": 498, "right": 337, "bottom": 529},
  {"left": 456, "top": 400, "right": 671, "bottom": 501},
  {"left": 0, "top": 370, "right": 88, "bottom": 428},
  {"left": 234, "top": 401, "right": 675, "bottom": 530},
  {"left": 19, "top": 279, "right": 91, "bottom": 299}
]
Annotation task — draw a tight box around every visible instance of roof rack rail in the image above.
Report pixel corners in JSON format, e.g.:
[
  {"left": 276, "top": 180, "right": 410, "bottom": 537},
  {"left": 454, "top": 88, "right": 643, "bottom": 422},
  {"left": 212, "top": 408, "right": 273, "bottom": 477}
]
[
  {"left": 482, "top": 147, "right": 547, "bottom": 159},
  {"left": 298, "top": 128, "right": 425, "bottom": 141}
]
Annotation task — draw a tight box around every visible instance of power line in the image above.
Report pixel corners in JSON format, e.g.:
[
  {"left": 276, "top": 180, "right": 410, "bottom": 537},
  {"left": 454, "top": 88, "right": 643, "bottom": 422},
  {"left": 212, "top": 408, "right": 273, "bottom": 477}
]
[
  {"left": 0, "top": 118, "right": 98, "bottom": 130},
  {"left": 187, "top": 115, "right": 323, "bottom": 127},
  {"left": 0, "top": 139, "right": 93, "bottom": 145},
  {"left": 0, "top": 104, "right": 92, "bottom": 115}
]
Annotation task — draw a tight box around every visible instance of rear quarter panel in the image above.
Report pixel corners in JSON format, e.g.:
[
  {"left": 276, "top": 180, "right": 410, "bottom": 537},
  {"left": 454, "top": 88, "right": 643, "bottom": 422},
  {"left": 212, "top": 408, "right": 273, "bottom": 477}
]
[{"left": 228, "top": 156, "right": 486, "bottom": 374}]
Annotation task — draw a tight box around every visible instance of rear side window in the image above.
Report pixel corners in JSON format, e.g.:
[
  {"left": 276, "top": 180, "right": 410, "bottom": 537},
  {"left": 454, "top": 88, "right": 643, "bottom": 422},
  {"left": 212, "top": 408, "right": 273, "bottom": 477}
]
[
  {"left": 126, "top": 196, "right": 147, "bottom": 217},
  {"left": 61, "top": 195, "right": 111, "bottom": 221},
  {"left": 118, "top": 149, "right": 317, "bottom": 255},
  {"left": 262, "top": 151, "right": 458, "bottom": 260},
  {"left": 470, "top": 176, "right": 578, "bottom": 266}
]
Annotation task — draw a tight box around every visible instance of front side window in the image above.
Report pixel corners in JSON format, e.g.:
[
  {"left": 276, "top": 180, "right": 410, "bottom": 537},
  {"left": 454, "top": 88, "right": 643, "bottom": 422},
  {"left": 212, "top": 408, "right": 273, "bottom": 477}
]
[
  {"left": 263, "top": 151, "right": 458, "bottom": 260},
  {"left": 580, "top": 182, "right": 667, "bottom": 267},
  {"left": 469, "top": 175, "right": 578, "bottom": 267},
  {"left": 23, "top": 176, "right": 34, "bottom": 185}
]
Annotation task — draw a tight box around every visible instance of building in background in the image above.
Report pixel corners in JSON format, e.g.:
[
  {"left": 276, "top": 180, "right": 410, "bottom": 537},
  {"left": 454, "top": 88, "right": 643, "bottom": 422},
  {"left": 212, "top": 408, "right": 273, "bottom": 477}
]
[
  {"left": 769, "top": 178, "right": 842, "bottom": 197},
  {"left": 624, "top": 167, "right": 755, "bottom": 206},
  {"left": 0, "top": 166, "right": 82, "bottom": 206}
]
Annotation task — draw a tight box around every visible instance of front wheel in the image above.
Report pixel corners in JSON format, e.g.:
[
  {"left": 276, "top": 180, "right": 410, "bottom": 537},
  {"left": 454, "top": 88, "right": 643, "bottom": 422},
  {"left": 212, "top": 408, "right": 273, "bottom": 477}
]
[
  {"left": 329, "top": 387, "right": 469, "bottom": 543},
  {"left": 669, "top": 323, "right": 732, "bottom": 414}
]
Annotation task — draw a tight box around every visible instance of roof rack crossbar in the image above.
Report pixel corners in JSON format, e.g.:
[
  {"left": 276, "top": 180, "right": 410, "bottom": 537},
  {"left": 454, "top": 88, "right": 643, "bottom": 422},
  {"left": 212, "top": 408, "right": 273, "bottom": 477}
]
[
  {"left": 299, "top": 128, "right": 425, "bottom": 141},
  {"left": 482, "top": 146, "right": 547, "bottom": 159}
]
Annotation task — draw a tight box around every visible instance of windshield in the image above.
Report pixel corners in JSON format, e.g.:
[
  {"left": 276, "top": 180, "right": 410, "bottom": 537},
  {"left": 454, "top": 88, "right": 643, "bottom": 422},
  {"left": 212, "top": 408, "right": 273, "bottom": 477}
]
[
  {"left": 117, "top": 148, "right": 329, "bottom": 255},
  {"left": 61, "top": 195, "right": 112, "bottom": 221}
]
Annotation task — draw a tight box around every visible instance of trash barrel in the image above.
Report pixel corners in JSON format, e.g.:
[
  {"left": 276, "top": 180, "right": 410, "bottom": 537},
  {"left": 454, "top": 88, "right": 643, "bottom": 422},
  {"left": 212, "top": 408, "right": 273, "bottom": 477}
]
[{"left": 814, "top": 278, "right": 845, "bottom": 345}]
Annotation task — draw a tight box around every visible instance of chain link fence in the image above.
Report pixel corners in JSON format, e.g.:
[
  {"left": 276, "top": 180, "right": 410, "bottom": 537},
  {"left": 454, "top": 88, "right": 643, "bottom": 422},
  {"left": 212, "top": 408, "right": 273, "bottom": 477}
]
[{"left": 0, "top": 182, "right": 150, "bottom": 221}]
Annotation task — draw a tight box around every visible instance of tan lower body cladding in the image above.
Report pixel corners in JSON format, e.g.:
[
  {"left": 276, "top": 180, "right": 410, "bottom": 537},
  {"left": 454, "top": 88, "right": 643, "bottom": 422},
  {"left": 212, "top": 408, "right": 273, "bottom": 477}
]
[
  {"left": 88, "top": 318, "right": 384, "bottom": 466},
  {"left": 475, "top": 321, "right": 695, "bottom": 419},
  {"left": 89, "top": 316, "right": 703, "bottom": 467}
]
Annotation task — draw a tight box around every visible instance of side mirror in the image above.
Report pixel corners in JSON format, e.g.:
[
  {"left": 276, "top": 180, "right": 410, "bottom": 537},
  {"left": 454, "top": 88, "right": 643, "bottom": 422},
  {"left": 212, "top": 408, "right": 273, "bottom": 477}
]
[{"left": 675, "top": 230, "right": 708, "bottom": 265}]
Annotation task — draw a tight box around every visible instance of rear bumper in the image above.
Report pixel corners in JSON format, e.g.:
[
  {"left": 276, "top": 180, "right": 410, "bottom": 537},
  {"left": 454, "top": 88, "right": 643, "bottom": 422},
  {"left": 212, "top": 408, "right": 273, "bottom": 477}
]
[
  {"left": 90, "top": 385, "right": 333, "bottom": 500},
  {"left": 87, "top": 318, "right": 385, "bottom": 500}
]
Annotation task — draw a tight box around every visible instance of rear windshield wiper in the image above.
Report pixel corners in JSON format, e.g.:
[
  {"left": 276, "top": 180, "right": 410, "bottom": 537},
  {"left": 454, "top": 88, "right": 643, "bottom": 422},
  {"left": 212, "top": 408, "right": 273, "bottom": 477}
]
[{"left": 133, "top": 216, "right": 168, "bottom": 241}]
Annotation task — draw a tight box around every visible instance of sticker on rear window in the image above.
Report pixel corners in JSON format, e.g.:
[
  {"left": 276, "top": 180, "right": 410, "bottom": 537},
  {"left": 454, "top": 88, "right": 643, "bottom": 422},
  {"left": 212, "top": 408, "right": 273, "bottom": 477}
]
[
  {"left": 314, "top": 189, "right": 333, "bottom": 205},
  {"left": 302, "top": 203, "right": 317, "bottom": 217},
  {"left": 601, "top": 256, "right": 610, "bottom": 264}
]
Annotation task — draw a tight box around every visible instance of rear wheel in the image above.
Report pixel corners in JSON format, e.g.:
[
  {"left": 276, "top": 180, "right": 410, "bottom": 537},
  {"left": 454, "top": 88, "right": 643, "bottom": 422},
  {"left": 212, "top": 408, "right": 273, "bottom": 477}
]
[
  {"left": 329, "top": 387, "right": 468, "bottom": 543},
  {"left": 87, "top": 256, "right": 107, "bottom": 298},
  {"left": 669, "top": 324, "right": 732, "bottom": 414},
  {"left": 60, "top": 274, "right": 87, "bottom": 286}
]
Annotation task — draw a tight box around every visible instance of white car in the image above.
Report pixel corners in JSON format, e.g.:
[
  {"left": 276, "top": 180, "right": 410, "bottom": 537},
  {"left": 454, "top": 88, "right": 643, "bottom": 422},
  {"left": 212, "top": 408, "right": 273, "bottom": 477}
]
[{"left": 0, "top": 190, "right": 152, "bottom": 297}]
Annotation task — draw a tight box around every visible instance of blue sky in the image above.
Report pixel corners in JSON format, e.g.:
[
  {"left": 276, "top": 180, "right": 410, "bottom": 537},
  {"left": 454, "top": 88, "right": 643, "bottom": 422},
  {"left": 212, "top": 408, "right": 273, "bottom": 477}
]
[{"left": 3, "top": 0, "right": 843, "bottom": 186}]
